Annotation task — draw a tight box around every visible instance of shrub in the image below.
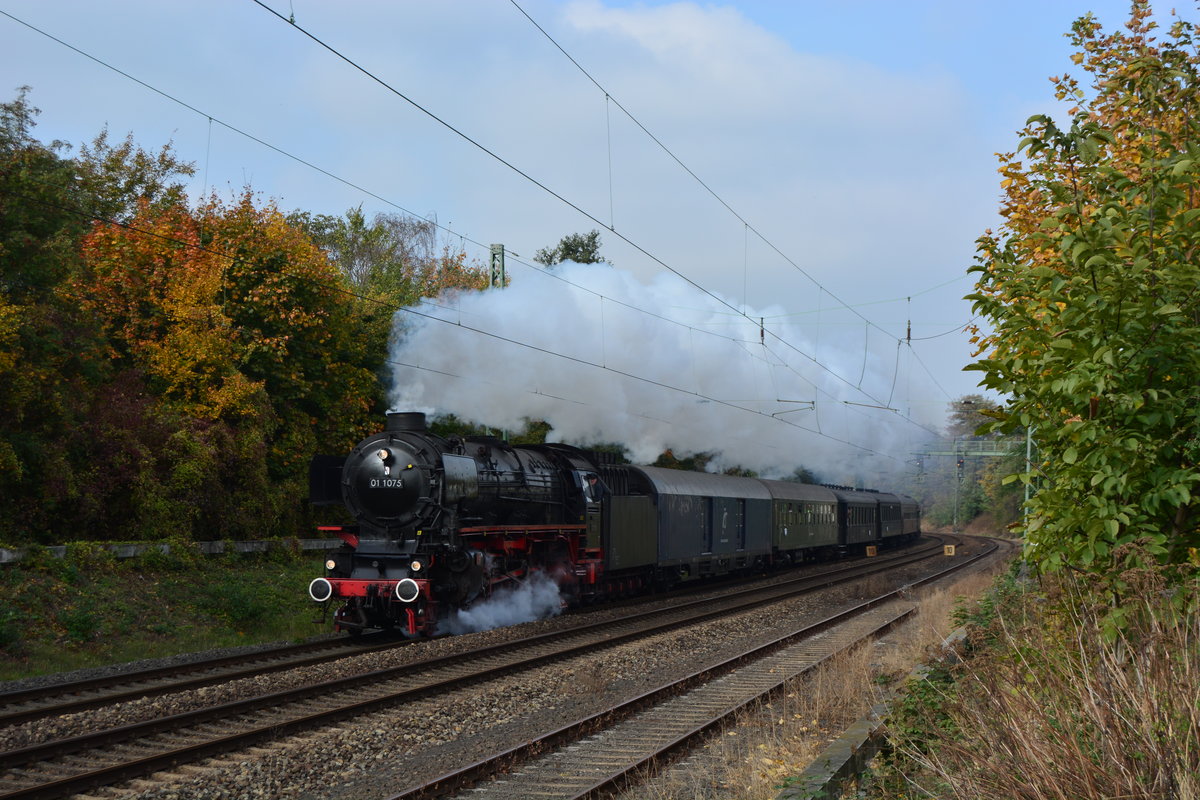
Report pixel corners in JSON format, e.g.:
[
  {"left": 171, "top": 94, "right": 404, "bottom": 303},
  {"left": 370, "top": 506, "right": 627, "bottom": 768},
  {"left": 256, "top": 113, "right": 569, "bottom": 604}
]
[{"left": 876, "top": 561, "right": 1200, "bottom": 799}]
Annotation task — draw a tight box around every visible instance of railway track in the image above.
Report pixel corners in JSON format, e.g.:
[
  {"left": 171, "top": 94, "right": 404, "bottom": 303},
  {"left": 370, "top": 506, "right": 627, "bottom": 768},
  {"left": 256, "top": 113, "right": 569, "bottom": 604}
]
[
  {"left": 0, "top": 541, "right": 930, "bottom": 732},
  {"left": 394, "top": 535, "right": 997, "bottom": 800},
  {"left": 0, "top": 536, "right": 957, "bottom": 800},
  {"left": 434, "top": 601, "right": 918, "bottom": 800},
  {"left": 0, "top": 633, "right": 400, "bottom": 728}
]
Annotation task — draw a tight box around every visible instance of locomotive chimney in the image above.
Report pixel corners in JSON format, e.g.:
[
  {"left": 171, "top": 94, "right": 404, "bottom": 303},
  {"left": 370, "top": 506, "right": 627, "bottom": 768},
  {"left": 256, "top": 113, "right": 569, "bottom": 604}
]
[{"left": 386, "top": 412, "right": 427, "bottom": 432}]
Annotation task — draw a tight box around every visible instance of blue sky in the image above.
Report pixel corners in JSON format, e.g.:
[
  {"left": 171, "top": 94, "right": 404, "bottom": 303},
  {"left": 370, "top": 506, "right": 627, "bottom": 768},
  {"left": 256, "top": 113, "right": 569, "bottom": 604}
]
[{"left": 1, "top": 1, "right": 1185, "bottom": 476}]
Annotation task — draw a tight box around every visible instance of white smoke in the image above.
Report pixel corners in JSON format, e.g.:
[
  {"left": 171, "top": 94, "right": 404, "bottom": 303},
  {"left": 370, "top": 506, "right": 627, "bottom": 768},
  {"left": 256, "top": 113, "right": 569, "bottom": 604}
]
[
  {"left": 436, "top": 570, "right": 564, "bottom": 635},
  {"left": 389, "top": 262, "right": 929, "bottom": 483}
]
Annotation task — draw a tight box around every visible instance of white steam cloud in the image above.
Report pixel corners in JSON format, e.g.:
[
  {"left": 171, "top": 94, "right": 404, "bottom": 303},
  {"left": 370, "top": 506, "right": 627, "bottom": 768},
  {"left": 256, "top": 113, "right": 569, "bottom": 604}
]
[
  {"left": 436, "top": 571, "right": 564, "bottom": 635},
  {"left": 389, "top": 262, "right": 929, "bottom": 483}
]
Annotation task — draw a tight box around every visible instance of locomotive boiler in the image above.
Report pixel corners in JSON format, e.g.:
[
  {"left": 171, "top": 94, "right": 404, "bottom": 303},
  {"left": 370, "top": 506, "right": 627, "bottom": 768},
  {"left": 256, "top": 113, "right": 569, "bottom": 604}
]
[{"left": 308, "top": 411, "right": 604, "bottom": 636}]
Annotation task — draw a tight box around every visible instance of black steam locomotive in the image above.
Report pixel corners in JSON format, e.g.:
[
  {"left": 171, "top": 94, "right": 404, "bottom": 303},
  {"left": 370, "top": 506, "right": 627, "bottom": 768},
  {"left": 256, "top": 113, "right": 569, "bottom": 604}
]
[{"left": 307, "top": 411, "right": 920, "bottom": 637}]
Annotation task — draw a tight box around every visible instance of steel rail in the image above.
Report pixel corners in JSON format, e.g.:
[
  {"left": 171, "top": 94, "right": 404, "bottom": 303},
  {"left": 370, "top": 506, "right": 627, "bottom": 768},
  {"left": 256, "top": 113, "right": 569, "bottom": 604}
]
[
  {"left": 0, "top": 537, "right": 950, "bottom": 800},
  {"left": 385, "top": 537, "right": 997, "bottom": 800},
  {"left": 0, "top": 634, "right": 398, "bottom": 728}
]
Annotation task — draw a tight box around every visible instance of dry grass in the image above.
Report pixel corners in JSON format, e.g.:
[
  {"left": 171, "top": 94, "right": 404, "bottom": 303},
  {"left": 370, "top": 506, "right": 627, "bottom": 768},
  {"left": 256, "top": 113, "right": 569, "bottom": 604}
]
[
  {"left": 883, "top": 565, "right": 1200, "bottom": 800},
  {"left": 617, "top": 569, "right": 1003, "bottom": 800}
]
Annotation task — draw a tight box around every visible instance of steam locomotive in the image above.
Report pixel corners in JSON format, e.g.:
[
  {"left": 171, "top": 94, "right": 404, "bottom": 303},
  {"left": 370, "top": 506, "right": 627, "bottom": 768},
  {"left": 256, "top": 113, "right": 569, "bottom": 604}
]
[{"left": 307, "top": 411, "right": 920, "bottom": 637}]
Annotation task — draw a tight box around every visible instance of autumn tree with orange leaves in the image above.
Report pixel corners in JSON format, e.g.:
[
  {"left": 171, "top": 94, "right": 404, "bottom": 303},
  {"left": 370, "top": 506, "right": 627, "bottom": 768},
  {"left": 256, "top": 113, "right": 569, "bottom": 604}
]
[
  {"left": 969, "top": 2, "right": 1200, "bottom": 583},
  {"left": 2, "top": 87, "right": 496, "bottom": 545},
  {"left": 74, "top": 192, "right": 382, "bottom": 539}
]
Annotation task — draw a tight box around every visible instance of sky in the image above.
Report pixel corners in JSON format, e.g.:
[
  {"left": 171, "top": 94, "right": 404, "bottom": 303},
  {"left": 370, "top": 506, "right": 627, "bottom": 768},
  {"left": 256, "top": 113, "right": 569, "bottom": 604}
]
[{"left": 1, "top": 0, "right": 1187, "bottom": 482}]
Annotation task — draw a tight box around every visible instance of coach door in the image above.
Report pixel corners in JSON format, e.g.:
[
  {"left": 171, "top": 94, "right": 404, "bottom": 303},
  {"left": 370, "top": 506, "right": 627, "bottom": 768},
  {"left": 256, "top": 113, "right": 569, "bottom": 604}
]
[
  {"left": 702, "top": 496, "right": 713, "bottom": 553},
  {"left": 736, "top": 499, "right": 746, "bottom": 549}
]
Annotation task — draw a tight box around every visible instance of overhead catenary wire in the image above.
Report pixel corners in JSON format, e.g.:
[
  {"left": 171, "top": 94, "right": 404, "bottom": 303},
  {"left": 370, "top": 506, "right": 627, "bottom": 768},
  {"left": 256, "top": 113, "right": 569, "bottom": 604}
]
[
  {"left": 506, "top": 0, "right": 916, "bottom": 348},
  {"left": 909, "top": 318, "right": 979, "bottom": 341},
  {"left": 246, "top": 0, "right": 751, "bottom": 322},
  {"left": 0, "top": 9, "right": 773, "bottom": 359},
  {"left": 907, "top": 344, "right": 955, "bottom": 401},
  {"left": 506, "top": 0, "right": 982, "bottom": 420},
  {"left": 12, "top": 186, "right": 907, "bottom": 462},
  {"left": 2, "top": 6, "right": 950, "bottom": 452},
  {"left": 3, "top": 3, "right": 948, "bottom": 428},
  {"left": 244, "top": 0, "right": 919, "bottom": 415}
]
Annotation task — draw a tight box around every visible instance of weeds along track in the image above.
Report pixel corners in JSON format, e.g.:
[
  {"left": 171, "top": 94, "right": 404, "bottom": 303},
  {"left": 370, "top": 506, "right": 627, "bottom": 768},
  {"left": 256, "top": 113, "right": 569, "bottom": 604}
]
[{"left": 0, "top": 537, "right": 960, "bottom": 800}]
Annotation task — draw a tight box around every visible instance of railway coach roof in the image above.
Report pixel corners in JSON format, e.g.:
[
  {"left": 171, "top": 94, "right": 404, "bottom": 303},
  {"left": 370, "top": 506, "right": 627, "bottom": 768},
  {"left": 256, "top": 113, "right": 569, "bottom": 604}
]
[
  {"left": 828, "top": 487, "right": 880, "bottom": 504},
  {"left": 633, "top": 466, "right": 773, "bottom": 500},
  {"left": 757, "top": 480, "right": 838, "bottom": 503}
]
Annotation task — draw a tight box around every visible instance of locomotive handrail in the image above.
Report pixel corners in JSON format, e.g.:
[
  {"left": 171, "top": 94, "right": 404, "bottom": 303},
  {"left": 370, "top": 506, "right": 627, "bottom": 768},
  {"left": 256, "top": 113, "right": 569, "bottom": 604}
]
[{"left": 457, "top": 523, "right": 586, "bottom": 533}]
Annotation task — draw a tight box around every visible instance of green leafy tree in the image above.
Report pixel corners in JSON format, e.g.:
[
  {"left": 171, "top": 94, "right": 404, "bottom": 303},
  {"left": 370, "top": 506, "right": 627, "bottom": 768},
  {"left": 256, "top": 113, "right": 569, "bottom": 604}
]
[
  {"left": 293, "top": 206, "right": 437, "bottom": 298},
  {"left": 968, "top": 2, "right": 1200, "bottom": 574},
  {"left": 946, "top": 394, "right": 1004, "bottom": 438},
  {"left": 0, "top": 89, "right": 104, "bottom": 541},
  {"left": 0, "top": 88, "right": 87, "bottom": 302},
  {"left": 74, "top": 127, "right": 195, "bottom": 222},
  {"left": 533, "top": 230, "right": 607, "bottom": 266}
]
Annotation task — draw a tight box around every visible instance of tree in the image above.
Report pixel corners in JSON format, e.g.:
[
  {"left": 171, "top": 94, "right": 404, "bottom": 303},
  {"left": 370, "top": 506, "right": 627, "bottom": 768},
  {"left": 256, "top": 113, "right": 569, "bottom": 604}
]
[
  {"left": 74, "top": 127, "right": 195, "bottom": 222},
  {"left": 945, "top": 394, "right": 1003, "bottom": 438},
  {"left": 533, "top": 230, "right": 607, "bottom": 267},
  {"left": 0, "top": 88, "right": 86, "bottom": 302},
  {"left": 294, "top": 206, "right": 490, "bottom": 410},
  {"left": 784, "top": 466, "right": 817, "bottom": 484},
  {"left": 0, "top": 88, "right": 106, "bottom": 541},
  {"left": 967, "top": 2, "right": 1200, "bottom": 576},
  {"left": 293, "top": 206, "right": 438, "bottom": 297},
  {"left": 1, "top": 91, "right": 496, "bottom": 545},
  {"left": 75, "top": 191, "right": 383, "bottom": 539}
]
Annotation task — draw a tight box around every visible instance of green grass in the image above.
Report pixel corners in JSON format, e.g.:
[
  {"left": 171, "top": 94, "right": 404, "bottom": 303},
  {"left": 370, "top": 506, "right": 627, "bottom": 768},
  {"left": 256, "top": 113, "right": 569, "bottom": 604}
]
[{"left": 0, "top": 549, "right": 333, "bottom": 682}]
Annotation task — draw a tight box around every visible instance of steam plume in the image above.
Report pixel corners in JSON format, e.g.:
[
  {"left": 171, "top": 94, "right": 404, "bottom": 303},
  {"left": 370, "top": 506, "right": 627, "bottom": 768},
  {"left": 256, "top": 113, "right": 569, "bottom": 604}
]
[
  {"left": 436, "top": 571, "right": 564, "bottom": 635},
  {"left": 388, "top": 262, "right": 927, "bottom": 482}
]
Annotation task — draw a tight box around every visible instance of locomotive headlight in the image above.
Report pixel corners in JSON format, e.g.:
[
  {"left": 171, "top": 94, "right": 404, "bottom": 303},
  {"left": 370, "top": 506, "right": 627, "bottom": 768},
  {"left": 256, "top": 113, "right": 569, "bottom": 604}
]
[
  {"left": 308, "top": 577, "right": 333, "bottom": 602},
  {"left": 375, "top": 448, "right": 392, "bottom": 463},
  {"left": 395, "top": 578, "right": 420, "bottom": 603},
  {"left": 325, "top": 559, "right": 336, "bottom": 571},
  {"left": 409, "top": 560, "right": 422, "bottom": 572}
]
